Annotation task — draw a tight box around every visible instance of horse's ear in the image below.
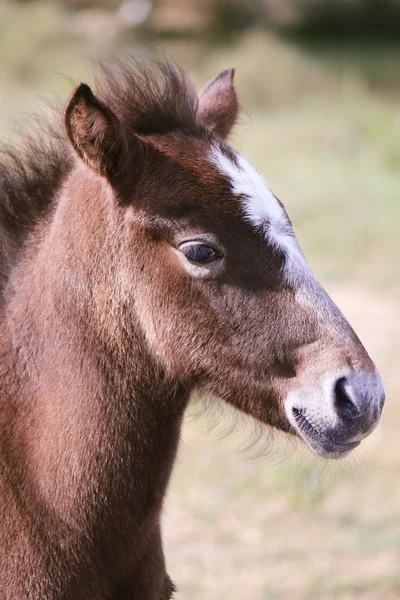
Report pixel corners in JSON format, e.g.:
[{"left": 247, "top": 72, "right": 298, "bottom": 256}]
[
  {"left": 65, "top": 83, "right": 125, "bottom": 180},
  {"left": 197, "top": 69, "right": 239, "bottom": 140}
]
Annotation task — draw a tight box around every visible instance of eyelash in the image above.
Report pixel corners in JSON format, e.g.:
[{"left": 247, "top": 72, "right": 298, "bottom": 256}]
[{"left": 179, "top": 242, "right": 221, "bottom": 264}]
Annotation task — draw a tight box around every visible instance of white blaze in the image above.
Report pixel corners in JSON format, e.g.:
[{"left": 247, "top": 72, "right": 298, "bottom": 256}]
[{"left": 210, "top": 146, "right": 313, "bottom": 285}]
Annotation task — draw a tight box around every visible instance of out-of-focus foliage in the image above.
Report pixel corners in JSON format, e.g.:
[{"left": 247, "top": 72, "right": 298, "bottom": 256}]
[
  {"left": 14, "top": 0, "right": 400, "bottom": 36},
  {"left": 275, "top": 0, "right": 400, "bottom": 36}
]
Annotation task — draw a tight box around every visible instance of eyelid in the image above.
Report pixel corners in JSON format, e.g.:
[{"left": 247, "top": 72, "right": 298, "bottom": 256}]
[
  {"left": 172, "top": 240, "right": 226, "bottom": 278},
  {"left": 179, "top": 241, "right": 220, "bottom": 259},
  {"left": 176, "top": 237, "right": 225, "bottom": 257},
  {"left": 179, "top": 241, "right": 222, "bottom": 260},
  {"left": 179, "top": 240, "right": 216, "bottom": 250}
]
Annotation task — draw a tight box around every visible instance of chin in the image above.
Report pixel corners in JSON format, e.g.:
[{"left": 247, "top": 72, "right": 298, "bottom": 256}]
[{"left": 303, "top": 436, "right": 361, "bottom": 459}]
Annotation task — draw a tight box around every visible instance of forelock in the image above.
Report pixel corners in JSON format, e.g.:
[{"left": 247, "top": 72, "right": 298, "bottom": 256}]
[{"left": 94, "top": 59, "right": 200, "bottom": 138}]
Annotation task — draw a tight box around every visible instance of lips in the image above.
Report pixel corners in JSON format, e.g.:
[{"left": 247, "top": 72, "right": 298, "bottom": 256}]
[{"left": 292, "top": 407, "right": 361, "bottom": 458}]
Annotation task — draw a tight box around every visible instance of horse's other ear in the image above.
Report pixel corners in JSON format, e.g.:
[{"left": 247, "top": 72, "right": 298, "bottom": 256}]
[
  {"left": 197, "top": 69, "right": 239, "bottom": 140},
  {"left": 65, "top": 83, "right": 125, "bottom": 180}
]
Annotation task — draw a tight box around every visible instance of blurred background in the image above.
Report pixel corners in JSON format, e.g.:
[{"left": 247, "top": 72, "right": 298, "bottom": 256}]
[{"left": 1, "top": 1, "right": 399, "bottom": 598}]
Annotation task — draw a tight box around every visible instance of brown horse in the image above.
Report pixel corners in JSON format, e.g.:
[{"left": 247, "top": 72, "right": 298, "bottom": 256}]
[{"left": 0, "top": 60, "right": 384, "bottom": 599}]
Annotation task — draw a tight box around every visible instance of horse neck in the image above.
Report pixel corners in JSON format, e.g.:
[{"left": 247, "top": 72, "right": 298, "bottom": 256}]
[{"left": 2, "top": 171, "right": 189, "bottom": 532}]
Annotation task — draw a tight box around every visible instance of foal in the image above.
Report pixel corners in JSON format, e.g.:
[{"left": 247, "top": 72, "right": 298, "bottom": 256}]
[{"left": 0, "top": 60, "right": 384, "bottom": 599}]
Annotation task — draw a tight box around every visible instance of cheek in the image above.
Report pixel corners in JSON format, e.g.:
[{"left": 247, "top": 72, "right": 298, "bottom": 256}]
[{"left": 133, "top": 264, "right": 214, "bottom": 375}]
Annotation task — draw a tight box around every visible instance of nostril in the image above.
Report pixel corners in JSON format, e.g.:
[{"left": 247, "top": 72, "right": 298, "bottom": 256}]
[{"left": 334, "top": 377, "right": 359, "bottom": 419}]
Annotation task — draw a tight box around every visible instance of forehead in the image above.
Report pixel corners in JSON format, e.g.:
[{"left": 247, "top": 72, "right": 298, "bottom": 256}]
[
  {"left": 211, "top": 144, "right": 312, "bottom": 287},
  {"left": 146, "top": 135, "right": 309, "bottom": 286}
]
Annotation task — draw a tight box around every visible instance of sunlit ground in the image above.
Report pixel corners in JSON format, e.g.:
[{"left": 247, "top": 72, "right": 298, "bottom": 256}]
[{"left": 0, "top": 2, "right": 399, "bottom": 598}]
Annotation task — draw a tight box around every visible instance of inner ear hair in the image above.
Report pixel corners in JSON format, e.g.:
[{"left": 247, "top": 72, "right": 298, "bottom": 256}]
[
  {"left": 65, "top": 83, "right": 124, "bottom": 179},
  {"left": 197, "top": 68, "right": 239, "bottom": 140}
]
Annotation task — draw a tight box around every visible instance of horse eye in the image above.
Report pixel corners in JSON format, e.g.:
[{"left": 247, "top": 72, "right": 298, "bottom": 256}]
[{"left": 179, "top": 242, "right": 220, "bottom": 264}]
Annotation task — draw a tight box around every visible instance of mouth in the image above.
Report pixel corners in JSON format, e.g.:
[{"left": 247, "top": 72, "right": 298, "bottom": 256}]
[{"left": 291, "top": 407, "right": 361, "bottom": 459}]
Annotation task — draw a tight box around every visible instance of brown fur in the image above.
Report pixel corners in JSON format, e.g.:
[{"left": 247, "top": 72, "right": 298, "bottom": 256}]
[{"left": 0, "top": 59, "right": 380, "bottom": 598}]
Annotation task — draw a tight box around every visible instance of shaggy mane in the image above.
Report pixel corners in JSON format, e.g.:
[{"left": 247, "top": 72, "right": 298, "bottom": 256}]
[
  {"left": 0, "top": 122, "right": 70, "bottom": 295},
  {"left": 0, "top": 59, "right": 201, "bottom": 297},
  {"left": 95, "top": 59, "right": 199, "bottom": 137}
]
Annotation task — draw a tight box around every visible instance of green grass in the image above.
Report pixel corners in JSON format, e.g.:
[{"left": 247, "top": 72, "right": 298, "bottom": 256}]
[{"left": 0, "top": 4, "right": 399, "bottom": 598}]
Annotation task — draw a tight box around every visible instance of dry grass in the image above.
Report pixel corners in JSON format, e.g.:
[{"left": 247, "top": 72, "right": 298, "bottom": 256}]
[{"left": 0, "top": 4, "right": 399, "bottom": 597}]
